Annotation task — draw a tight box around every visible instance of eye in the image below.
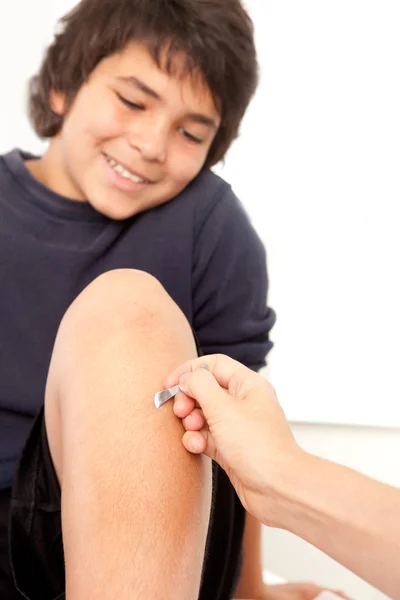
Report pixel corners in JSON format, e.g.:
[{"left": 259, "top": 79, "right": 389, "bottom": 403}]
[
  {"left": 116, "top": 93, "right": 144, "bottom": 111},
  {"left": 179, "top": 128, "right": 203, "bottom": 144}
]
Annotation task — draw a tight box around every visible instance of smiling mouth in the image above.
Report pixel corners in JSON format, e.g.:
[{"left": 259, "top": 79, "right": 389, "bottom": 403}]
[{"left": 104, "top": 154, "right": 153, "bottom": 184}]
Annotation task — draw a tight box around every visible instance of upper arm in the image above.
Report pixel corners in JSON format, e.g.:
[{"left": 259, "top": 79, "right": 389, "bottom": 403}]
[{"left": 46, "top": 270, "right": 213, "bottom": 599}]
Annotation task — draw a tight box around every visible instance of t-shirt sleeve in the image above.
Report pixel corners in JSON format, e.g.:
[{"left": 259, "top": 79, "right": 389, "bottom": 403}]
[{"left": 192, "top": 183, "right": 276, "bottom": 371}]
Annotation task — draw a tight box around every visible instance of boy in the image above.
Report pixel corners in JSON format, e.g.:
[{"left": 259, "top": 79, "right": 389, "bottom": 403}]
[{"left": 0, "top": 1, "right": 324, "bottom": 598}]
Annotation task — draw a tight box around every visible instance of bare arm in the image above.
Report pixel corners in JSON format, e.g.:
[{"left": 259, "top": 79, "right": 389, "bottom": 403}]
[
  {"left": 166, "top": 354, "right": 400, "bottom": 599},
  {"left": 45, "top": 271, "right": 212, "bottom": 600},
  {"left": 273, "top": 451, "right": 400, "bottom": 599}
]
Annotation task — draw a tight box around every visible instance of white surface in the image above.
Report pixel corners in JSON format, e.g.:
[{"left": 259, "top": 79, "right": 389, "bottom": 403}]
[
  {"left": 215, "top": 1, "right": 400, "bottom": 427},
  {"left": 263, "top": 570, "right": 286, "bottom": 585},
  {"left": 2, "top": 1, "right": 400, "bottom": 426}
]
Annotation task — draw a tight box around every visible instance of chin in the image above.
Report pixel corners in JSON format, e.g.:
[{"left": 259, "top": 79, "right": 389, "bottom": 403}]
[
  {"left": 104, "top": 207, "right": 136, "bottom": 221},
  {"left": 86, "top": 200, "right": 126, "bottom": 221}
]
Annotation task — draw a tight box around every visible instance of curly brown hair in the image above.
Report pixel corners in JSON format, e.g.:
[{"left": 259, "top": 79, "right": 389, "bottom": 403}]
[{"left": 28, "top": 0, "right": 258, "bottom": 167}]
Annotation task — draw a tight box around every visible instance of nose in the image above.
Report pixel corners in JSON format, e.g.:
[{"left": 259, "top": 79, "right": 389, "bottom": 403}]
[{"left": 127, "top": 114, "right": 168, "bottom": 164}]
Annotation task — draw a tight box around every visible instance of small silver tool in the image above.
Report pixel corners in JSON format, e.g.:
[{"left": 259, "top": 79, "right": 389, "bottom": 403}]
[
  {"left": 154, "top": 385, "right": 181, "bottom": 409},
  {"left": 154, "top": 364, "right": 209, "bottom": 409}
]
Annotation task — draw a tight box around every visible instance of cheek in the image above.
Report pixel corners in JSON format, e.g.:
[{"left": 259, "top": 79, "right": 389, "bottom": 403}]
[
  {"left": 90, "top": 104, "right": 125, "bottom": 141},
  {"left": 167, "top": 148, "right": 208, "bottom": 187},
  {"left": 68, "top": 93, "right": 125, "bottom": 143}
]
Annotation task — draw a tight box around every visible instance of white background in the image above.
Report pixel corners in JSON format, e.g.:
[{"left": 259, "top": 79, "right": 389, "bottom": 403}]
[
  {"left": 1, "top": 1, "right": 400, "bottom": 597},
  {"left": 216, "top": 0, "right": 400, "bottom": 427}
]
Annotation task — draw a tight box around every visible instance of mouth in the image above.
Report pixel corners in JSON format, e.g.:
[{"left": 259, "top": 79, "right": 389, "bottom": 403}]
[{"left": 104, "top": 154, "right": 154, "bottom": 185}]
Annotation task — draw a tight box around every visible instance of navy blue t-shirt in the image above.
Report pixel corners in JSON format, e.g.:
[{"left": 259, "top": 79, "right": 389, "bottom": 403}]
[{"left": 0, "top": 149, "right": 275, "bottom": 490}]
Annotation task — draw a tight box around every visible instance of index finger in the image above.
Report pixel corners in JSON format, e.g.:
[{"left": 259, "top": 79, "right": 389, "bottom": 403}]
[{"left": 164, "top": 353, "right": 259, "bottom": 395}]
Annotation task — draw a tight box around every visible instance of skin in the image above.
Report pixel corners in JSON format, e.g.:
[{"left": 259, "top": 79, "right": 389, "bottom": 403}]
[
  {"left": 166, "top": 354, "right": 400, "bottom": 599},
  {"left": 26, "top": 41, "right": 220, "bottom": 221},
  {"left": 24, "top": 41, "right": 338, "bottom": 598},
  {"left": 44, "top": 269, "right": 212, "bottom": 599}
]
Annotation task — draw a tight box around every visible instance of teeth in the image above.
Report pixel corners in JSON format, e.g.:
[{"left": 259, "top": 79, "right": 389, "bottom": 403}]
[{"left": 107, "top": 157, "right": 145, "bottom": 184}]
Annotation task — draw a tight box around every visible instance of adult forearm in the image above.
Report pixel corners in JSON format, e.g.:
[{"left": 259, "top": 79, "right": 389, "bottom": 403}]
[{"left": 271, "top": 452, "right": 400, "bottom": 598}]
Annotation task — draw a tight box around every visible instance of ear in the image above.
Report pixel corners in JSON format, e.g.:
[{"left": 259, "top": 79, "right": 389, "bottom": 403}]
[{"left": 50, "top": 89, "right": 67, "bottom": 116}]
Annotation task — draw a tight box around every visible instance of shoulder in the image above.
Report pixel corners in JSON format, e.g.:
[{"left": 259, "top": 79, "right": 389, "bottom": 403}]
[
  {"left": 0, "top": 150, "right": 13, "bottom": 178},
  {"left": 188, "top": 169, "right": 259, "bottom": 247},
  {"left": 155, "top": 168, "right": 240, "bottom": 239},
  {"left": 0, "top": 149, "right": 29, "bottom": 188},
  {"left": 0, "top": 148, "right": 25, "bottom": 168},
  {"left": 181, "top": 168, "right": 250, "bottom": 238},
  {"left": 179, "top": 168, "right": 231, "bottom": 213},
  {"left": 0, "top": 151, "right": 16, "bottom": 199},
  {"left": 185, "top": 167, "right": 229, "bottom": 200}
]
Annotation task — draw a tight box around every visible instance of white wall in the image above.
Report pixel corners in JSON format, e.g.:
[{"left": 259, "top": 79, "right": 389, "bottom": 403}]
[
  {"left": 215, "top": 0, "right": 400, "bottom": 428},
  {"left": 0, "top": 0, "right": 53, "bottom": 155}
]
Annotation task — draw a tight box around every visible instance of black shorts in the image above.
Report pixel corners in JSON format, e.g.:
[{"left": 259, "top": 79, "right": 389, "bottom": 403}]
[{"left": 0, "top": 408, "right": 244, "bottom": 600}]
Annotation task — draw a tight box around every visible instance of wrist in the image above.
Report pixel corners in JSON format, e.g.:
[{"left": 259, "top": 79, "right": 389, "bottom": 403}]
[{"left": 261, "top": 446, "right": 314, "bottom": 529}]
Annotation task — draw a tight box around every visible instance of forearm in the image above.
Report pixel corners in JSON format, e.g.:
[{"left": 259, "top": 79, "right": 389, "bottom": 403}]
[{"left": 271, "top": 451, "right": 400, "bottom": 598}]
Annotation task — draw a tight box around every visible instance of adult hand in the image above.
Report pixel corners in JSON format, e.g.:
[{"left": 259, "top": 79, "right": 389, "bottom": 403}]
[{"left": 165, "top": 354, "right": 302, "bottom": 526}]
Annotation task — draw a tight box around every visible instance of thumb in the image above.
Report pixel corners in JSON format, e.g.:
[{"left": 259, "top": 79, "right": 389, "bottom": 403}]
[{"left": 178, "top": 368, "right": 228, "bottom": 421}]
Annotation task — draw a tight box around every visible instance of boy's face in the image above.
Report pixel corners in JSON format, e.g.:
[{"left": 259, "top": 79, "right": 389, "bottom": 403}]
[{"left": 45, "top": 42, "right": 221, "bottom": 220}]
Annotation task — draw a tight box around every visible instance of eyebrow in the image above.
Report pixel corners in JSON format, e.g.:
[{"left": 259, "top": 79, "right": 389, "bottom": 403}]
[
  {"left": 117, "top": 75, "right": 161, "bottom": 100},
  {"left": 116, "top": 75, "right": 219, "bottom": 130}
]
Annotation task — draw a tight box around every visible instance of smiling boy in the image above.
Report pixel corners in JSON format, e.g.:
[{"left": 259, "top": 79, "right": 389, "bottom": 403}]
[
  {"left": 0, "top": 1, "right": 282, "bottom": 599},
  {"left": 27, "top": 41, "right": 222, "bottom": 219}
]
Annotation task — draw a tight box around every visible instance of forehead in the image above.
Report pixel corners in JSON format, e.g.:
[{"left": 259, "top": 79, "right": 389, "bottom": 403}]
[{"left": 98, "top": 41, "right": 219, "bottom": 116}]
